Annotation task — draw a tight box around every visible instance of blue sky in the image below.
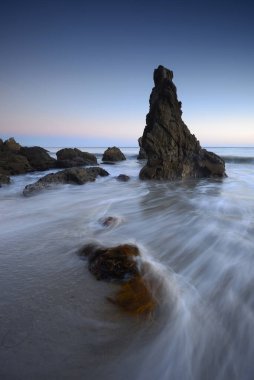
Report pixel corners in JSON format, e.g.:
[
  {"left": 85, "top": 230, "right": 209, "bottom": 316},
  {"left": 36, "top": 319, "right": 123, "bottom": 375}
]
[{"left": 0, "top": 0, "right": 253, "bottom": 146}]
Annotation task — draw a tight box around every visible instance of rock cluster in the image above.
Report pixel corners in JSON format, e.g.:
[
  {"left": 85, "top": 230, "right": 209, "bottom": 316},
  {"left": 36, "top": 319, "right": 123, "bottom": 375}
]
[
  {"left": 139, "top": 65, "right": 226, "bottom": 180},
  {"left": 102, "top": 147, "right": 126, "bottom": 162},
  {"left": 23, "top": 167, "right": 109, "bottom": 196},
  {"left": 0, "top": 138, "right": 99, "bottom": 186}
]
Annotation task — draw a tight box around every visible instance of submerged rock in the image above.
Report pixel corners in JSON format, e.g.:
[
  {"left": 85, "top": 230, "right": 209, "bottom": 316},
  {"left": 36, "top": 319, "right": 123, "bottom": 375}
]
[
  {"left": 108, "top": 276, "right": 156, "bottom": 316},
  {"left": 99, "top": 216, "right": 121, "bottom": 228},
  {"left": 102, "top": 147, "right": 126, "bottom": 162},
  {"left": 56, "top": 148, "right": 97, "bottom": 168},
  {"left": 139, "top": 65, "right": 226, "bottom": 180},
  {"left": 19, "top": 146, "right": 56, "bottom": 171},
  {"left": 79, "top": 242, "right": 157, "bottom": 316},
  {"left": 23, "top": 167, "right": 109, "bottom": 196}
]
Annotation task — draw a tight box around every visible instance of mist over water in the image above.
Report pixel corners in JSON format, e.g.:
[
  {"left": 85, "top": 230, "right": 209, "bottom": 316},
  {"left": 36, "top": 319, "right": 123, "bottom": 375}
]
[{"left": 0, "top": 147, "right": 254, "bottom": 380}]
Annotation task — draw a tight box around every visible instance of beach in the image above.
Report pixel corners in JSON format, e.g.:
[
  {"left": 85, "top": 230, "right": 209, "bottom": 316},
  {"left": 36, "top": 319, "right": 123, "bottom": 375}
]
[{"left": 0, "top": 146, "right": 254, "bottom": 379}]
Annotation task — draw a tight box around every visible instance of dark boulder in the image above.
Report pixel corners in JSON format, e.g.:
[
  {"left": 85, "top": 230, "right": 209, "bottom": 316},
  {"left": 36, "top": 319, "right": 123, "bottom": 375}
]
[
  {"left": 23, "top": 166, "right": 109, "bottom": 196},
  {"left": 139, "top": 65, "right": 226, "bottom": 180},
  {"left": 19, "top": 146, "right": 57, "bottom": 171},
  {"left": 56, "top": 148, "right": 97, "bottom": 168},
  {"left": 79, "top": 242, "right": 157, "bottom": 316},
  {"left": 79, "top": 243, "right": 140, "bottom": 281},
  {"left": 0, "top": 150, "right": 32, "bottom": 175},
  {"left": 102, "top": 147, "right": 126, "bottom": 162},
  {"left": 116, "top": 174, "right": 130, "bottom": 182}
]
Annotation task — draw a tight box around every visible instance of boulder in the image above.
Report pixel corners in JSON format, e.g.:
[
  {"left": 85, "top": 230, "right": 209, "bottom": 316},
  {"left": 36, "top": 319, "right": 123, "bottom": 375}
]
[
  {"left": 80, "top": 243, "right": 140, "bottom": 281},
  {"left": 19, "top": 146, "right": 57, "bottom": 171},
  {"left": 102, "top": 147, "right": 126, "bottom": 162},
  {"left": 23, "top": 167, "right": 109, "bottom": 196},
  {"left": 116, "top": 174, "right": 130, "bottom": 182},
  {"left": 79, "top": 242, "right": 157, "bottom": 316},
  {"left": 56, "top": 148, "right": 97, "bottom": 168},
  {"left": 137, "top": 137, "right": 147, "bottom": 160},
  {"left": 139, "top": 65, "right": 226, "bottom": 180}
]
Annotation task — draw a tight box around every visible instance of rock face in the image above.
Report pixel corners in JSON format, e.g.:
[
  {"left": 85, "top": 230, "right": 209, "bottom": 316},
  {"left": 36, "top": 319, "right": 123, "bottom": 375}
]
[
  {"left": 0, "top": 174, "right": 10, "bottom": 186},
  {"left": 139, "top": 65, "right": 226, "bottom": 180},
  {"left": 102, "top": 147, "right": 126, "bottom": 162},
  {"left": 137, "top": 137, "right": 147, "bottom": 160},
  {"left": 19, "top": 146, "right": 56, "bottom": 171},
  {"left": 23, "top": 167, "right": 109, "bottom": 196},
  {"left": 0, "top": 148, "right": 32, "bottom": 175},
  {"left": 56, "top": 148, "right": 97, "bottom": 168},
  {"left": 4, "top": 137, "right": 21, "bottom": 152}
]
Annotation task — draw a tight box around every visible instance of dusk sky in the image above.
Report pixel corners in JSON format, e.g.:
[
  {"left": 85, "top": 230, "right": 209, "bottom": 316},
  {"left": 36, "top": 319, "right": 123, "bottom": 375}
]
[{"left": 0, "top": 0, "right": 253, "bottom": 147}]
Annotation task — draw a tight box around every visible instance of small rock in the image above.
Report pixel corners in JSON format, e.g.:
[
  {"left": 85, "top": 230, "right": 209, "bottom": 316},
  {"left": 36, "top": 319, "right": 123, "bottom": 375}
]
[
  {"left": 116, "top": 174, "right": 130, "bottom": 182},
  {"left": 102, "top": 147, "right": 126, "bottom": 162}
]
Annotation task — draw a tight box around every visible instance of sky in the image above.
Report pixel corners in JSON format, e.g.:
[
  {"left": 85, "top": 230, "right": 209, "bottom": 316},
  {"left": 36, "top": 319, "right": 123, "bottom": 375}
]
[{"left": 0, "top": 0, "right": 253, "bottom": 147}]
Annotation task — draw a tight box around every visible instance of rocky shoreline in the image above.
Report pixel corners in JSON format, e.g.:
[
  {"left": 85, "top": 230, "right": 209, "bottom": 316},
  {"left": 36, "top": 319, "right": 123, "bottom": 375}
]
[{"left": 1, "top": 65, "right": 226, "bottom": 193}]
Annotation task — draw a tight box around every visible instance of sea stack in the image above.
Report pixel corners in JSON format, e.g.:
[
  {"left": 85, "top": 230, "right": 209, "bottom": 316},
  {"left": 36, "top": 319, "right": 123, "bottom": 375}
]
[{"left": 139, "top": 65, "right": 226, "bottom": 180}]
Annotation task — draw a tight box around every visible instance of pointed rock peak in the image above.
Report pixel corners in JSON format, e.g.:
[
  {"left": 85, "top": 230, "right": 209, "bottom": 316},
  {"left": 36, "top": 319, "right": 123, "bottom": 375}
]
[{"left": 139, "top": 66, "right": 226, "bottom": 180}]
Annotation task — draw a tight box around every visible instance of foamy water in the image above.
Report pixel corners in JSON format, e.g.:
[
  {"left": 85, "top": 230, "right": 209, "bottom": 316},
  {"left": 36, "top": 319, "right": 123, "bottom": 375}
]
[{"left": 0, "top": 147, "right": 254, "bottom": 379}]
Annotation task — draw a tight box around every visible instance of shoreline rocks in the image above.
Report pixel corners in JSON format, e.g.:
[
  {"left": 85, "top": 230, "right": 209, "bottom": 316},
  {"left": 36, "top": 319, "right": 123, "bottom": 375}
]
[
  {"left": 19, "top": 146, "right": 57, "bottom": 171},
  {"left": 56, "top": 148, "right": 97, "bottom": 168},
  {"left": 23, "top": 167, "right": 109, "bottom": 196},
  {"left": 139, "top": 65, "right": 226, "bottom": 180}
]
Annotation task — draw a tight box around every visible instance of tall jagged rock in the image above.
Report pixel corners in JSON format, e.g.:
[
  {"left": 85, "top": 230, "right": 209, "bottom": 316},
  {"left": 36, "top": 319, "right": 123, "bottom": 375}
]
[{"left": 139, "top": 65, "right": 226, "bottom": 180}]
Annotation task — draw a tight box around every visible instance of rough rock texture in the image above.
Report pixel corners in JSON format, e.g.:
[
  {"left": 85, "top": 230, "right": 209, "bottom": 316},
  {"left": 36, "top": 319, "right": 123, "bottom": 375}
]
[
  {"left": 102, "top": 147, "right": 126, "bottom": 162},
  {"left": 139, "top": 65, "right": 226, "bottom": 180},
  {"left": 56, "top": 148, "right": 97, "bottom": 168},
  {"left": 23, "top": 167, "right": 109, "bottom": 196},
  {"left": 0, "top": 150, "right": 32, "bottom": 175},
  {"left": 137, "top": 137, "right": 147, "bottom": 160},
  {"left": 0, "top": 174, "right": 10, "bottom": 186},
  {"left": 4, "top": 137, "right": 21, "bottom": 152},
  {"left": 79, "top": 243, "right": 157, "bottom": 316},
  {"left": 19, "top": 146, "right": 56, "bottom": 171},
  {"left": 80, "top": 243, "right": 140, "bottom": 282}
]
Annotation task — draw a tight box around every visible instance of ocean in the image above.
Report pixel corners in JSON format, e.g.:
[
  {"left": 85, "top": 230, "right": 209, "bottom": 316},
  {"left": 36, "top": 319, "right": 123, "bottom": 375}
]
[{"left": 0, "top": 147, "right": 254, "bottom": 380}]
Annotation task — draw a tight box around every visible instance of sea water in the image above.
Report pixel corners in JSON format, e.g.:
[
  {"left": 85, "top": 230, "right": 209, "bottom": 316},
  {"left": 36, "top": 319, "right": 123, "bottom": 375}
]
[{"left": 0, "top": 147, "right": 254, "bottom": 380}]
